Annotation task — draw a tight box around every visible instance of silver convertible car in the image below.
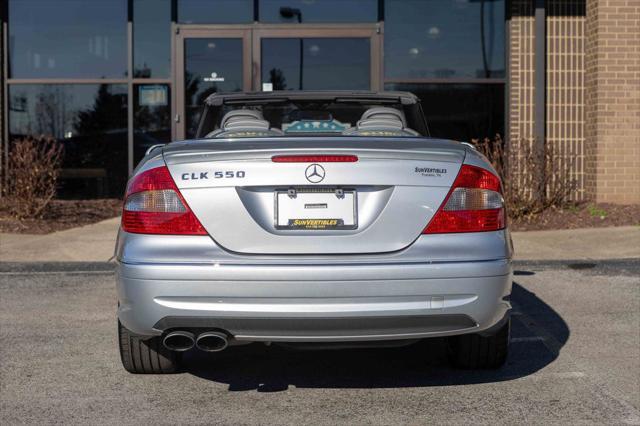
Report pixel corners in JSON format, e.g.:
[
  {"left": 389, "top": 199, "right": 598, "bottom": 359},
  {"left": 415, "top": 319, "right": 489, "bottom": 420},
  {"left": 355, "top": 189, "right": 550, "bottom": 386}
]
[{"left": 116, "top": 91, "right": 512, "bottom": 374}]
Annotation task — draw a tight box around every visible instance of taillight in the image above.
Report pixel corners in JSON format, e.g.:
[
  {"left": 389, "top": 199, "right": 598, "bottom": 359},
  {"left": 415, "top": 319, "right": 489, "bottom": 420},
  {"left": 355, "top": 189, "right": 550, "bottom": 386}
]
[
  {"left": 422, "top": 164, "right": 505, "bottom": 234},
  {"left": 121, "top": 166, "right": 206, "bottom": 235}
]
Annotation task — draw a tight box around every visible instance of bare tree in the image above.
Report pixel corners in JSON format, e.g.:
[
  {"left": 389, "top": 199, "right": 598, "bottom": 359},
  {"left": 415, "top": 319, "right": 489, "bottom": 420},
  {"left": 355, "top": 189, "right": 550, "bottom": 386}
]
[{"left": 35, "top": 86, "right": 74, "bottom": 139}]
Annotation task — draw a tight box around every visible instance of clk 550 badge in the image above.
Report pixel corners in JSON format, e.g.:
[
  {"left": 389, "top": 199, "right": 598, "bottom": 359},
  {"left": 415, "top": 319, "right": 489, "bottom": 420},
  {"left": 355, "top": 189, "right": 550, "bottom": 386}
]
[{"left": 181, "top": 170, "right": 245, "bottom": 180}]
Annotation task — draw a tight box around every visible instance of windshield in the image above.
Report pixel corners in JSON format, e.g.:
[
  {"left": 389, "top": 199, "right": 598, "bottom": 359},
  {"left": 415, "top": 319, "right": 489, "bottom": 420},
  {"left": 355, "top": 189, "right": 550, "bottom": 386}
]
[{"left": 196, "top": 99, "right": 428, "bottom": 139}]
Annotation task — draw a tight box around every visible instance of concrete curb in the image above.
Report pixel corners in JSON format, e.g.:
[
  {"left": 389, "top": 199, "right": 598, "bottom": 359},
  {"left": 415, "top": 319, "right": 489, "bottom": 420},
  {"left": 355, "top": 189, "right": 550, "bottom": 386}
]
[
  {"left": 511, "top": 225, "right": 640, "bottom": 261},
  {"left": 0, "top": 262, "right": 116, "bottom": 273}
]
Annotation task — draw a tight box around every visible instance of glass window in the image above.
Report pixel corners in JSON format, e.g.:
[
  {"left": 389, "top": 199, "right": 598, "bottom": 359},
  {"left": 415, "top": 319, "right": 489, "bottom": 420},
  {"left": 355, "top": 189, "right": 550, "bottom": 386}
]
[
  {"left": 133, "top": 0, "right": 171, "bottom": 78},
  {"left": 385, "top": 83, "right": 504, "bottom": 142},
  {"left": 260, "top": 0, "right": 377, "bottom": 23},
  {"left": 8, "top": 0, "right": 127, "bottom": 79},
  {"left": 178, "top": 0, "right": 253, "bottom": 24},
  {"left": 261, "top": 38, "right": 370, "bottom": 90},
  {"left": 134, "top": 84, "right": 172, "bottom": 166},
  {"left": 8, "top": 84, "right": 128, "bottom": 198},
  {"left": 184, "top": 38, "right": 245, "bottom": 138},
  {"left": 385, "top": 0, "right": 505, "bottom": 79}
]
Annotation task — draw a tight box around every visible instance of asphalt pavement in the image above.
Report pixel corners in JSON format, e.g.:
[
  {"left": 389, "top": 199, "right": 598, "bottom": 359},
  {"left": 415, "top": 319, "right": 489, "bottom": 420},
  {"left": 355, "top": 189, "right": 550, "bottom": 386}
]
[{"left": 0, "top": 260, "right": 639, "bottom": 425}]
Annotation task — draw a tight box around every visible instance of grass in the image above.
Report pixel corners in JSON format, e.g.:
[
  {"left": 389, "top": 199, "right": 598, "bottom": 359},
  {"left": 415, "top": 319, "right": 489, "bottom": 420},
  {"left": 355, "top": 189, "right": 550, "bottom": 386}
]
[{"left": 587, "top": 205, "right": 608, "bottom": 218}]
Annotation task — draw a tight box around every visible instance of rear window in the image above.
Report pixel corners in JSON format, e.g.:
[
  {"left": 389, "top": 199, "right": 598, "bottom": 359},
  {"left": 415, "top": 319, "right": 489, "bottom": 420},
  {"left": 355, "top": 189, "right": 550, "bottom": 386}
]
[{"left": 196, "top": 99, "right": 428, "bottom": 139}]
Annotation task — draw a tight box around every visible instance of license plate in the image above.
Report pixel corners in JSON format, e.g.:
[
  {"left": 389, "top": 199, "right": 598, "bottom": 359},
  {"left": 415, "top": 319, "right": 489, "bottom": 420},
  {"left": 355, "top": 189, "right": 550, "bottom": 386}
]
[{"left": 275, "top": 190, "right": 357, "bottom": 230}]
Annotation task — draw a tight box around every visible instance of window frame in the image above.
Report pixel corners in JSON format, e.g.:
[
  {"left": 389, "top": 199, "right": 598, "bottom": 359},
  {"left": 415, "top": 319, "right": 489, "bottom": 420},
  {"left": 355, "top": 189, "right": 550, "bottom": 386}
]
[
  {"left": 2, "top": 0, "right": 173, "bottom": 179},
  {"left": 177, "top": 0, "right": 254, "bottom": 24},
  {"left": 6, "top": 0, "right": 130, "bottom": 80},
  {"left": 5, "top": 82, "right": 131, "bottom": 198},
  {"left": 380, "top": 0, "right": 507, "bottom": 144},
  {"left": 258, "top": 0, "right": 379, "bottom": 24},
  {"left": 381, "top": 0, "right": 507, "bottom": 85}
]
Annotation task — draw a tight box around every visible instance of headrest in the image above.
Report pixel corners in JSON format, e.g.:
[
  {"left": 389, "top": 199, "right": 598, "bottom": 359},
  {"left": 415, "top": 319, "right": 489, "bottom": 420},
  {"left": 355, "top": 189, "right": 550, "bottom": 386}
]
[
  {"left": 224, "top": 118, "right": 271, "bottom": 130},
  {"left": 356, "top": 118, "right": 404, "bottom": 130},
  {"left": 360, "top": 107, "right": 406, "bottom": 126},
  {"left": 220, "top": 109, "right": 264, "bottom": 129}
]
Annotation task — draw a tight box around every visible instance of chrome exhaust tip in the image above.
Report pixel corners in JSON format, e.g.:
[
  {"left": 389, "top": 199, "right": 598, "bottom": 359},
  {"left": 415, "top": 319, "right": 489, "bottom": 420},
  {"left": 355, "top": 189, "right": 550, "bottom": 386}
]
[
  {"left": 195, "top": 331, "right": 229, "bottom": 352},
  {"left": 162, "top": 331, "right": 195, "bottom": 352}
]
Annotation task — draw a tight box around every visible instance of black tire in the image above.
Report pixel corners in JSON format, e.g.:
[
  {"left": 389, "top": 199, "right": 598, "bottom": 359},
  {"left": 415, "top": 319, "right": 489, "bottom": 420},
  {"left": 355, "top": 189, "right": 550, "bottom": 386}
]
[
  {"left": 447, "top": 317, "right": 510, "bottom": 369},
  {"left": 118, "top": 320, "right": 181, "bottom": 374}
]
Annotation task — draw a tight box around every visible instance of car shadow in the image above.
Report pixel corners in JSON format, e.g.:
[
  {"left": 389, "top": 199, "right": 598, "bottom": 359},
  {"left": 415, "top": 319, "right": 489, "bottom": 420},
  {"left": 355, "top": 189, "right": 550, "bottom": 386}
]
[{"left": 184, "top": 281, "right": 569, "bottom": 391}]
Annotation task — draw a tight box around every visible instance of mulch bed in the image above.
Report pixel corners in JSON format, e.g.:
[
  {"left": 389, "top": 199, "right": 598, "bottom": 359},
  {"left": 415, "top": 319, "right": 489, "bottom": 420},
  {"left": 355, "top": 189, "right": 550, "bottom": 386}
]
[
  {"left": 0, "top": 199, "right": 638, "bottom": 235},
  {"left": 509, "top": 203, "right": 640, "bottom": 231},
  {"left": 0, "top": 199, "right": 122, "bottom": 234}
]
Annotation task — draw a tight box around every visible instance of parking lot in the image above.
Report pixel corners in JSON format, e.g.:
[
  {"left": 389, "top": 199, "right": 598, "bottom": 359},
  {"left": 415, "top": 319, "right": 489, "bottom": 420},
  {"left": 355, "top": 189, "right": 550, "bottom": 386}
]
[{"left": 1, "top": 260, "right": 638, "bottom": 425}]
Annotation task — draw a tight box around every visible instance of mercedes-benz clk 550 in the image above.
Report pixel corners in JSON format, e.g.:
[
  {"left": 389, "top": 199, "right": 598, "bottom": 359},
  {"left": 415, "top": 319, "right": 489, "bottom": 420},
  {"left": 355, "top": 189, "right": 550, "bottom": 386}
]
[{"left": 116, "top": 91, "right": 512, "bottom": 374}]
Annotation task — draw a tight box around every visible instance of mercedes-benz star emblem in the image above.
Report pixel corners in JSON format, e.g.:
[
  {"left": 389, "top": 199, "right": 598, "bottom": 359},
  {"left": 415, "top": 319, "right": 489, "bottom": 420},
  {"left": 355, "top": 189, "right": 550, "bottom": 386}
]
[{"left": 305, "top": 163, "right": 325, "bottom": 183}]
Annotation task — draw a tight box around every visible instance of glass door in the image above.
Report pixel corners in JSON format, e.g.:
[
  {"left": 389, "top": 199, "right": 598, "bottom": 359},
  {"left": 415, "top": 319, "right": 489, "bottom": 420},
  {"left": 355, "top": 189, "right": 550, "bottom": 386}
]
[
  {"left": 253, "top": 27, "right": 381, "bottom": 92},
  {"left": 174, "top": 26, "right": 380, "bottom": 140},
  {"left": 175, "top": 28, "right": 251, "bottom": 139}
]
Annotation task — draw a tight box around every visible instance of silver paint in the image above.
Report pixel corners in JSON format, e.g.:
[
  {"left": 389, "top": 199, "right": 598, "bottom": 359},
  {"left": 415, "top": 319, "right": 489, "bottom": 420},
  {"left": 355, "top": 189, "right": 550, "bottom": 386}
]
[{"left": 117, "top": 136, "right": 513, "bottom": 342}]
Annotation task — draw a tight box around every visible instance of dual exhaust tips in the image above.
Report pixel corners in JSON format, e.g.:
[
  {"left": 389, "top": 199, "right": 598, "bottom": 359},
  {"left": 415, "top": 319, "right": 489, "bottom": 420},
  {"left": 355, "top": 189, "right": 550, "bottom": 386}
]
[{"left": 162, "top": 331, "right": 228, "bottom": 352}]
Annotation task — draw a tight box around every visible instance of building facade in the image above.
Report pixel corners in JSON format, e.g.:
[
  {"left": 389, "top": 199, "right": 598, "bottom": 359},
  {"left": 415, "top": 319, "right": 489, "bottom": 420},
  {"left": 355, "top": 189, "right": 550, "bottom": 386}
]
[{"left": 1, "top": 0, "right": 638, "bottom": 202}]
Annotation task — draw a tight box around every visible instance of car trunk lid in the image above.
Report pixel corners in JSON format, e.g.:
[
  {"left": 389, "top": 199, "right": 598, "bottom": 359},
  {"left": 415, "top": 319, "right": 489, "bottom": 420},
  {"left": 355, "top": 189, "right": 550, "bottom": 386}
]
[{"left": 163, "top": 137, "right": 466, "bottom": 254}]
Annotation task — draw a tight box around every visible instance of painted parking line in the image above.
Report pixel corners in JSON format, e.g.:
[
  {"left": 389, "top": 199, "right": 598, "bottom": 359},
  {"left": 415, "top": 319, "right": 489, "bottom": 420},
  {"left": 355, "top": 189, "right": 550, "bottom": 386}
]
[
  {"left": 502, "top": 371, "right": 587, "bottom": 381},
  {"left": 511, "top": 336, "right": 547, "bottom": 343},
  {"left": 511, "top": 301, "right": 563, "bottom": 355}
]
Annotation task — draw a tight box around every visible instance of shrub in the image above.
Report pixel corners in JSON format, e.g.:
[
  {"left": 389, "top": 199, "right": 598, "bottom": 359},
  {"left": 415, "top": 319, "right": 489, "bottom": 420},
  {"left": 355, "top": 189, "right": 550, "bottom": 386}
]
[
  {"left": 471, "top": 135, "right": 576, "bottom": 219},
  {"left": 3, "top": 136, "right": 63, "bottom": 219}
]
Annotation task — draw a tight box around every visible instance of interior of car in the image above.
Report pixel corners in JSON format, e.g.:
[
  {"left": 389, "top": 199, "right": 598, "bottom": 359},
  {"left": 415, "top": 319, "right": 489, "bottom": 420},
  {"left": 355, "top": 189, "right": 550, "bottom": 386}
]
[{"left": 205, "top": 106, "right": 420, "bottom": 138}]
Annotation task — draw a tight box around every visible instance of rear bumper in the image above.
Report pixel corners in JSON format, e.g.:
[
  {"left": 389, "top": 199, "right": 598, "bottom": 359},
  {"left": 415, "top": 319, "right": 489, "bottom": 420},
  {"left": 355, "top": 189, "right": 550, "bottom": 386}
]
[{"left": 116, "top": 258, "right": 512, "bottom": 341}]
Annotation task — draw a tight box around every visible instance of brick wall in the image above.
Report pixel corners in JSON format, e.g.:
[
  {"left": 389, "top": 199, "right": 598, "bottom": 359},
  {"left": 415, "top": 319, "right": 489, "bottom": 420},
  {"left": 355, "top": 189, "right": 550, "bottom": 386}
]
[
  {"left": 509, "top": 1, "right": 588, "bottom": 201},
  {"left": 507, "top": 0, "right": 537, "bottom": 197},
  {"left": 547, "top": 0, "right": 586, "bottom": 200},
  {"left": 585, "top": 0, "right": 640, "bottom": 204},
  {"left": 509, "top": 1, "right": 536, "bottom": 144}
]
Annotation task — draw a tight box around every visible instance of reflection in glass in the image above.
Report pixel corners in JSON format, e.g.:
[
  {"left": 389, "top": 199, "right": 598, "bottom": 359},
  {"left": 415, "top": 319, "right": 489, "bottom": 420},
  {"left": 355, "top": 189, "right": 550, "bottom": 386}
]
[
  {"left": 134, "top": 85, "right": 172, "bottom": 166},
  {"left": 385, "top": 83, "right": 504, "bottom": 142},
  {"left": 185, "top": 38, "right": 244, "bottom": 138},
  {"left": 133, "top": 0, "right": 171, "bottom": 78},
  {"left": 262, "top": 38, "right": 370, "bottom": 90},
  {"left": 8, "top": 0, "right": 127, "bottom": 78},
  {"left": 385, "top": 0, "right": 505, "bottom": 79},
  {"left": 8, "top": 84, "right": 128, "bottom": 198},
  {"left": 260, "top": 0, "right": 377, "bottom": 23},
  {"left": 178, "top": 0, "right": 253, "bottom": 24}
]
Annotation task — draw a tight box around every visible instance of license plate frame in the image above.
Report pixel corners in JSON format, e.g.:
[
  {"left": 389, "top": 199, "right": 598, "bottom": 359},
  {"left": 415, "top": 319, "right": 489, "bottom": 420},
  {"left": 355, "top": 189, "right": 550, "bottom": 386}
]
[{"left": 275, "top": 189, "right": 358, "bottom": 230}]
